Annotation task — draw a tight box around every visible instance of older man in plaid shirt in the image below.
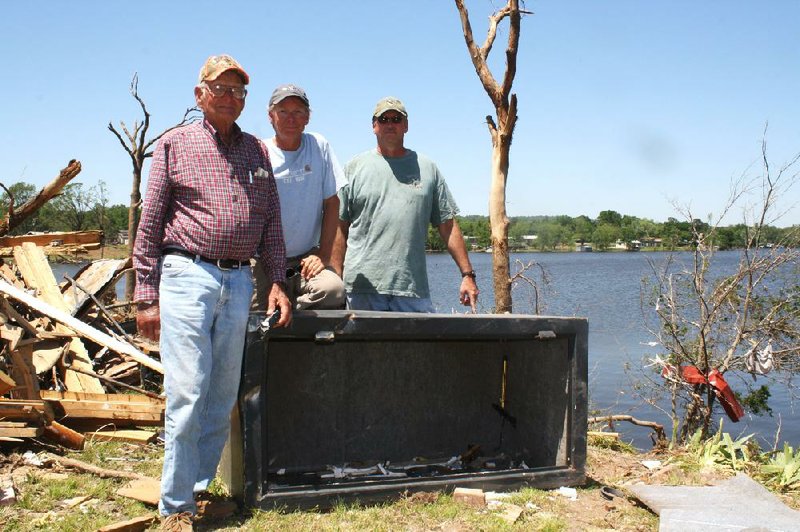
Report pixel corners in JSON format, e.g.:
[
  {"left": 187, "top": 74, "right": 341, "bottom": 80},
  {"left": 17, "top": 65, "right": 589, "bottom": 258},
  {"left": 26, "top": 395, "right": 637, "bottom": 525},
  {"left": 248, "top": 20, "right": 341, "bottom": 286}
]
[{"left": 133, "top": 54, "right": 291, "bottom": 530}]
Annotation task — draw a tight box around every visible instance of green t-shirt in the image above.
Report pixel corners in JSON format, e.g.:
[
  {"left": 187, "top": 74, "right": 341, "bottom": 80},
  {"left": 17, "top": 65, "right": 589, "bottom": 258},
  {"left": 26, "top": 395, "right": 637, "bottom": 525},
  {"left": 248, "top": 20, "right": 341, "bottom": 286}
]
[{"left": 339, "top": 149, "right": 459, "bottom": 298}]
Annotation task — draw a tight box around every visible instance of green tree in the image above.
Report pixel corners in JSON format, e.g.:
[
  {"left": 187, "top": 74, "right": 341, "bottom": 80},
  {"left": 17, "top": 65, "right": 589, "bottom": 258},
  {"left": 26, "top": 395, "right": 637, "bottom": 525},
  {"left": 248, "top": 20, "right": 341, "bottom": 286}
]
[
  {"left": 0, "top": 182, "right": 39, "bottom": 235},
  {"left": 572, "top": 215, "right": 595, "bottom": 244},
  {"left": 48, "top": 183, "right": 96, "bottom": 231},
  {"left": 597, "top": 209, "right": 623, "bottom": 226},
  {"left": 592, "top": 223, "right": 619, "bottom": 250},
  {"left": 536, "top": 222, "right": 567, "bottom": 251},
  {"left": 458, "top": 215, "right": 491, "bottom": 249},
  {"left": 104, "top": 204, "right": 131, "bottom": 237}
]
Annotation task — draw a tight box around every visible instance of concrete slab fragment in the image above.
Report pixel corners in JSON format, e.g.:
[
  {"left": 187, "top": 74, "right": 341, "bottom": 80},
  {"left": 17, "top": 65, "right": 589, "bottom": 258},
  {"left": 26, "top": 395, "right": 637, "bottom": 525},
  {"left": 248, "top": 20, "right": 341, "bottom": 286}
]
[{"left": 629, "top": 473, "right": 799, "bottom": 532}]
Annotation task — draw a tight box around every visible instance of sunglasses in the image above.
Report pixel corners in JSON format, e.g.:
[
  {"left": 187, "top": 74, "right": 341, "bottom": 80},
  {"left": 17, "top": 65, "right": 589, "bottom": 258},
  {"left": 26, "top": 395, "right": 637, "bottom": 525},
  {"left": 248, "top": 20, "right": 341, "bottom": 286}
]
[
  {"left": 376, "top": 115, "right": 404, "bottom": 124},
  {"left": 204, "top": 83, "right": 247, "bottom": 100}
]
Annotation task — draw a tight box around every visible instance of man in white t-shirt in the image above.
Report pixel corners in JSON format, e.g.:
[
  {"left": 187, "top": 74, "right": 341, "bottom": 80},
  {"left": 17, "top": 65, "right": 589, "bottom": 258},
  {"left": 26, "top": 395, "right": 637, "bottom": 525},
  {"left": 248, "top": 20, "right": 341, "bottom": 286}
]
[{"left": 253, "top": 84, "right": 347, "bottom": 310}]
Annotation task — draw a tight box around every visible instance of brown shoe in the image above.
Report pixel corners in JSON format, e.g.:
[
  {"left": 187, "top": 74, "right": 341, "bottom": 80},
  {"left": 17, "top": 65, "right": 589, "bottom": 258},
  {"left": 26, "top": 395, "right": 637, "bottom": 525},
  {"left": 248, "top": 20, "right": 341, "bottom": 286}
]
[
  {"left": 195, "top": 491, "right": 238, "bottom": 519},
  {"left": 161, "top": 511, "right": 194, "bottom": 531}
]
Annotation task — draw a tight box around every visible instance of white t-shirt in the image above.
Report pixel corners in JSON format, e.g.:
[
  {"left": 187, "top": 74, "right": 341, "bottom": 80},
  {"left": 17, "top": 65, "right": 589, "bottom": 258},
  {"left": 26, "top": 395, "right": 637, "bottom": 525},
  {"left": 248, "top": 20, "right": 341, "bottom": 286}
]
[{"left": 265, "top": 132, "right": 347, "bottom": 257}]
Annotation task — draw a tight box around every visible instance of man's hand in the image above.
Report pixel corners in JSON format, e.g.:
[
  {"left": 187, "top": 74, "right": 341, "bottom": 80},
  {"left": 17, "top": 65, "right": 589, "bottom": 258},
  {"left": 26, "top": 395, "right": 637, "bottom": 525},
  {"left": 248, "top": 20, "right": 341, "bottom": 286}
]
[
  {"left": 299, "top": 254, "right": 325, "bottom": 280},
  {"left": 136, "top": 302, "right": 161, "bottom": 341},
  {"left": 459, "top": 277, "right": 479, "bottom": 313},
  {"left": 267, "top": 283, "right": 293, "bottom": 328}
]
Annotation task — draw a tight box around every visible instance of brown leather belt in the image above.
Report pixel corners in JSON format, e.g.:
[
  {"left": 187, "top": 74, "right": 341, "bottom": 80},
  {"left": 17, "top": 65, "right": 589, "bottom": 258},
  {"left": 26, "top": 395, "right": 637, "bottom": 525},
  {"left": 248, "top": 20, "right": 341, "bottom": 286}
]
[{"left": 163, "top": 249, "right": 247, "bottom": 271}]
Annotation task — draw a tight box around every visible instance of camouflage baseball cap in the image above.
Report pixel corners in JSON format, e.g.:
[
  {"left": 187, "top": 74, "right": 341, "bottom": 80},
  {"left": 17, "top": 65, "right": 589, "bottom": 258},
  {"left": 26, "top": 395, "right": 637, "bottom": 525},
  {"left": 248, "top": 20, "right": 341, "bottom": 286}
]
[
  {"left": 373, "top": 96, "right": 407, "bottom": 118},
  {"left": 198, "top": 54, "right": 250, "bottom": 85}
]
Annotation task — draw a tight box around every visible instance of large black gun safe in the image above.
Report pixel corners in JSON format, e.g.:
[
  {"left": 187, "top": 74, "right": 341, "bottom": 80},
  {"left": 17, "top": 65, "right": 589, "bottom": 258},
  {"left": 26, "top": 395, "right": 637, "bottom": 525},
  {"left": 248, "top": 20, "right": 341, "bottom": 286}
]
[{"left": 221, "top": 310, "right": 588, "bottom": 508}]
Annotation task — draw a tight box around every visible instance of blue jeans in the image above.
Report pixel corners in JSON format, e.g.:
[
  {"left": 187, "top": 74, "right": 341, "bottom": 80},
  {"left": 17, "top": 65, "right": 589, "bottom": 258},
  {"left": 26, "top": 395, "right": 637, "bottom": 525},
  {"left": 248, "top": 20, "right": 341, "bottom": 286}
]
[
  {"left": 157, "top": 254, "right": 252, "bottom": 516},
  {"left": 346, "top": 292, "right": 435, "bottom": 313}
]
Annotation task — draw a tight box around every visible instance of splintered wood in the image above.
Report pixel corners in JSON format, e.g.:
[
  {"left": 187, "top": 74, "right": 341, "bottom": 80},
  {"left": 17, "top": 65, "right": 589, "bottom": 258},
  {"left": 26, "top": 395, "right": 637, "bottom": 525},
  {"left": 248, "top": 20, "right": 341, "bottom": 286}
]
[{"left": 0, "top": 236, "right": 164, "bottom": 442}]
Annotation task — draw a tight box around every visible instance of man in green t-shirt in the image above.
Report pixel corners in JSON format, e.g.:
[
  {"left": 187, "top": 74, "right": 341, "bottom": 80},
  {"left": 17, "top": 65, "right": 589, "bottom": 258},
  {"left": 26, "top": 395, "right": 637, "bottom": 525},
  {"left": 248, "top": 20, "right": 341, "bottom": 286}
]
[{"left": 337, "top": 96, "right": 479, "bottom": 312}]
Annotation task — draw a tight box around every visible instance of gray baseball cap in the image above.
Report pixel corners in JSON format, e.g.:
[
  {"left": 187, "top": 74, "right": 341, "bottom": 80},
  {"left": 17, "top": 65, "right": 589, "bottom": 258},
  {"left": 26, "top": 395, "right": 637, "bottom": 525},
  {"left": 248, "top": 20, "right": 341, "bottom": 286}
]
[
  {"left": 373, "top": 96, "right": 407, "bottom": 118},
  {"left": 269, "top": 84, "right": 310, "bottom": 108}
]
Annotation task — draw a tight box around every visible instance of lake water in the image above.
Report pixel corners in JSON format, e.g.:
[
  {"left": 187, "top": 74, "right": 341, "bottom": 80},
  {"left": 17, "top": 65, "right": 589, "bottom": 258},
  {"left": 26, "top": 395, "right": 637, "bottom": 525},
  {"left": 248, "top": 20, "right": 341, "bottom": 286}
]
[
  {"left": 52, "top": 252, "right": 798, "bottom": 449},
  {"left": 426, "top": 251, "right": 800, "bottom": 449}
]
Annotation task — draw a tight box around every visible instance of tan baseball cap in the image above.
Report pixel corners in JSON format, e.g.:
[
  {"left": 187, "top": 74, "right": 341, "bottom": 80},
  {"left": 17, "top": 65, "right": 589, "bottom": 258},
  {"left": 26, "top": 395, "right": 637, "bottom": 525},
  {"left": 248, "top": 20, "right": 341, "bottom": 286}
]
[
  {"left": 373, "top": 96, "right": 407, "bottom": 118},
  {"left": 198, "top": 54, "right": 250, "bottom": 85}
]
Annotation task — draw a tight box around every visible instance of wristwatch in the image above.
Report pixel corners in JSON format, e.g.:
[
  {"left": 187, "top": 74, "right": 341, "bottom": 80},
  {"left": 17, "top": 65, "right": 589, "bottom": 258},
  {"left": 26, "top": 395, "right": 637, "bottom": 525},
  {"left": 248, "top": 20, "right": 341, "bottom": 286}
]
[{"left": 461, "top": 270, "right": 477, "bottom": 280}]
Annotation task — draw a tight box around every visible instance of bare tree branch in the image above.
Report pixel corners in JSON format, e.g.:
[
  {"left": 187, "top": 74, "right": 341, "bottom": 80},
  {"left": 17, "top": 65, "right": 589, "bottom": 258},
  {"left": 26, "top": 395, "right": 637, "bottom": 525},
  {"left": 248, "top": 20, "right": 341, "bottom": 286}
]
[
  {"left": 638, "top": 130, "right": 800, "bottom": 442},
  {"left": 0, "top": 160, "right": 82, "bottom": 236},
  {"left": 108, "top": 73, "right": 199, "bottom": 299}
]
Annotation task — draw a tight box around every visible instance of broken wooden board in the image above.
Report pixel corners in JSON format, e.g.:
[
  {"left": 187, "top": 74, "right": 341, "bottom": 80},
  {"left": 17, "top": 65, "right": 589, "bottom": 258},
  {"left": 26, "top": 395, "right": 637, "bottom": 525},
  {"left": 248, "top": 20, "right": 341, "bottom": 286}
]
[
  {"left": 0, "top": 230, "right": 103, "bottom": 250},
  {"left": 0, "top": 278, "right": 163, "bottom": 373},
  {"left": 12, "top": 243, "right": 104, "bottom": 393},
  {"left": 0, "top": 399, "right": 55, "bottom": 423},
  {"left": 0, "top": 370, "right": 15, "bottom": 395},
  {"left": 61, "top": 257, "right": 130, "bottom": 315},
  {"left": 0, "top": 321, "right": 24, "bottom": 351},
  {"left": 84, "top": 429, "right": 157, "bottom": 445},
  {"left": 40, "top": 390, "right": 164, "bottom": 426},
  {"left": 0, "top": 263, "right": 24, "bottom": 288},
  {"left": 42, "top": 420, "right": 85, "bottom": 450},
  {"left": 6, "top": 344, "right": 40, "bottom": 399},
  {"left": 99, "top": 360, "right": 140, "bottom": 381},
  {"left": 0, "top": 296, "right": 41, "bottom": 336},
  {"left": 97, "top": 514, "right": 158, "bottom": 532},
  {"left": 0, "top": 424, "right": 43, "bottom": 438},
  {"left": 117, "top": 477, "right": 160, "bottom": 506},
  {"left": 30, "top": 338, "right": 69, "bottom": 374}
]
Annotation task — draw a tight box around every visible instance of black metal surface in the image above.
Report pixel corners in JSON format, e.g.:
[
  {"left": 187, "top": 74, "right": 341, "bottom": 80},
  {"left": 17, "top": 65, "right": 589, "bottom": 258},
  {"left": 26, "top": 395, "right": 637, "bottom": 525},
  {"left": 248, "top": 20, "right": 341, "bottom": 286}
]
[{"left": 236, "top": 310, "right": 588, "bottom": 509}]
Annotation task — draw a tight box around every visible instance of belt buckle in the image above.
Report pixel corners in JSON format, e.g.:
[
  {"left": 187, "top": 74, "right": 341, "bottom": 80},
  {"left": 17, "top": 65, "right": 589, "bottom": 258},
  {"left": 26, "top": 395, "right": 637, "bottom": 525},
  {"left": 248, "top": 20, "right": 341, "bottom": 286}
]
[{"left": 215, "top": 258, "right": 232, "bottom": 271}]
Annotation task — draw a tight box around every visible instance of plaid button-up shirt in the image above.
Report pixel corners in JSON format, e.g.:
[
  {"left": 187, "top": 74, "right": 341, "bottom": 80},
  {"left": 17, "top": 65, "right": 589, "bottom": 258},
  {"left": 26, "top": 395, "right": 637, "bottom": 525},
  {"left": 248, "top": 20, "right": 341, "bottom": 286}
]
[{"left": 133, "top": 119, "right": 286, "bottom": 302}]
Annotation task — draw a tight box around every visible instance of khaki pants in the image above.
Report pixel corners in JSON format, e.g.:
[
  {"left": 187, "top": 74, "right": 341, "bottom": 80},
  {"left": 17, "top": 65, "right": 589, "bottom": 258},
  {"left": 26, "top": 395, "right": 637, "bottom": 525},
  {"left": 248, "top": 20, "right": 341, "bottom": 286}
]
[{"left": 251, "top": 253, "right": 345, "bottom": 311}]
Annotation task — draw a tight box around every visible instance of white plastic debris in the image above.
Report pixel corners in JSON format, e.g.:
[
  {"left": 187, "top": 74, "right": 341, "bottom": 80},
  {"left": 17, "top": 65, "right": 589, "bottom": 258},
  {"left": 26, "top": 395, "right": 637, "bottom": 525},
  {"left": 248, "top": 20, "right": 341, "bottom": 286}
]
[
  {"left": 22, "top": 451, "right": 43, "bottom": 467},
  {"left": 0, "top": 484, "right": 16, "bottom": 507},
  {"left": 641, "top": 460, "right": 662, "bottom": 470},
  {"left": 320, "top": 466, "right": 344, "bottom": 478},
  {"left": 376, "top": 463, "right": 407, "bottom": 478},
  {"left": 746, "top": 341, "right": 774, "bottom": 375},
  {"left": 276, "top": 468, "right": 286, "bottom": 475},
  {"left": 556, "top": 486, "right": 578, "bottom": 501},
  {"left": 485, "top": 491, "right": 512, "bottom": 502}
]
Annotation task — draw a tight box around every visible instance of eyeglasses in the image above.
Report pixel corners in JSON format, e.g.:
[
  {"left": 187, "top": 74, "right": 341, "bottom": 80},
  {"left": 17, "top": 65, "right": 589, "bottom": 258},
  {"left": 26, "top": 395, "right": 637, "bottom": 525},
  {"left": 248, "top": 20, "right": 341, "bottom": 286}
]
[
  {"left": 376, "top": 115, "right": 404, "bottom": 124},
  {"left": 274, "top": 108, "right": 309, "bottom": 120},
  {"left": 204, "top": 83, "right": 247, "bottom": 100}
]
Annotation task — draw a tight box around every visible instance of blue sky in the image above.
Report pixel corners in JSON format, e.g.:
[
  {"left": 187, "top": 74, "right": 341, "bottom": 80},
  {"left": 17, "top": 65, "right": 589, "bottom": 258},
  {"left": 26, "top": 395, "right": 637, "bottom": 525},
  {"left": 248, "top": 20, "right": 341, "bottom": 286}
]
[{"left": 3, "top": 1, "right": 799, "bottom": 225}]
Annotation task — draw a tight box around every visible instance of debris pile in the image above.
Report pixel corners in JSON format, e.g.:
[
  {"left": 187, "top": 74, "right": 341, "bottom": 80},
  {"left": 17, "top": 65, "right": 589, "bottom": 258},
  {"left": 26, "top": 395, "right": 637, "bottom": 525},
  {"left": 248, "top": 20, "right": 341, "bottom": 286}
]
[{"left": 0, "top": 238, "right": 163, "bottom": 450}]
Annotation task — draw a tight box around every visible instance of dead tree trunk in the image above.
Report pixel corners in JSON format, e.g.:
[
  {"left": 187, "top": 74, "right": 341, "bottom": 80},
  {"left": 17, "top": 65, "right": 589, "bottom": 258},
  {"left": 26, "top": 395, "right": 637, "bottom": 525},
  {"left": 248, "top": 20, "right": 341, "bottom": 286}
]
[
  {"left": 455, "top": 0, "right": 528, "bottom": 313},
  {"left": 109, "top": 74, "right": 197, "bottom": 301},
  {"left": 0, "top": 160, "right": 82, "bottom": 236}
]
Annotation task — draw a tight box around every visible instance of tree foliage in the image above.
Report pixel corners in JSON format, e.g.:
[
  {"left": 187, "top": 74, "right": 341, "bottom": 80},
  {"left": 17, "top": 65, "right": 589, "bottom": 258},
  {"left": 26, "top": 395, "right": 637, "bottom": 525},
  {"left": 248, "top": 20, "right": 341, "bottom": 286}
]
[
  {"left": 0, "top": 180, "right": 130, "bottom": 238},
  {"left": 425, "top": 213, "right": 798, "bottom": 251}
]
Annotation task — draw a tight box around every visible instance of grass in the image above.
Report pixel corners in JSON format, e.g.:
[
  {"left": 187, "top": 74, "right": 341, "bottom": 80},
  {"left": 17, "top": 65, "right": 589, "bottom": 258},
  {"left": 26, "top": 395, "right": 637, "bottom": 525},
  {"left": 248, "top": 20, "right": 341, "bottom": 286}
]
[
  {"left": 0, "top": 439, "right": 658, "bottom": 531},
  {"left": 5, "top": 431, "right": 798, "bottom": 531}
]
